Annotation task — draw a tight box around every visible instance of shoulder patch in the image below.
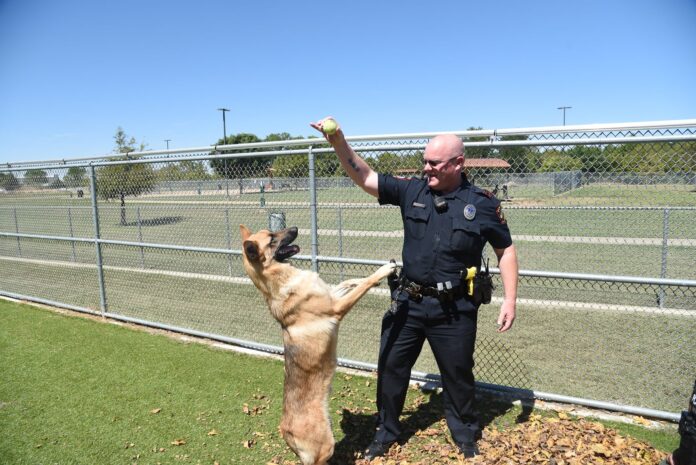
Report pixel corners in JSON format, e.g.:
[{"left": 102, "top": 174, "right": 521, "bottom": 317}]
[
  {"left": 472, "top": 186, "right": 495, "bottom": 199},
  {"left": 496, "top": 205, "right": 507, "bottom": 224}
]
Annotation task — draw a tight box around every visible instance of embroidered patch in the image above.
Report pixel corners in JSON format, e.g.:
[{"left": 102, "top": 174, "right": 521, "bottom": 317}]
[
  {"left": 463, "top": 204, "right": 476, "bottom": 220},
  {"left": 481, "top": 189, "right": 494, "bottom": 198},
  {"left": 496, "top": 205, "right": 506, "bottom": 224}
]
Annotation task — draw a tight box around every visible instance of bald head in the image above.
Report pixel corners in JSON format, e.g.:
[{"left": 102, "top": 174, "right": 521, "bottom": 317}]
[{"left": 424, "top": 134, "right": 464, "bottom": 159}]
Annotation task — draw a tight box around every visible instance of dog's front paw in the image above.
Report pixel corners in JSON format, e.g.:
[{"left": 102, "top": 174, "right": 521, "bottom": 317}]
[{"left": 377, "top": 260, "right": 398, "bottom": 278}]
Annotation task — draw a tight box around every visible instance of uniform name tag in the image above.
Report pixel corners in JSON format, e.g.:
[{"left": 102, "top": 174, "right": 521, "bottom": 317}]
[{"left": 412, "top": 202, "right": 426, "bottom": 208}]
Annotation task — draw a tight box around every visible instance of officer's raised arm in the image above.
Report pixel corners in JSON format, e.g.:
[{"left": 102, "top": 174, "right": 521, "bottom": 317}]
[{"left": 310, "top": 117, "right": 379, "bottom": 198}]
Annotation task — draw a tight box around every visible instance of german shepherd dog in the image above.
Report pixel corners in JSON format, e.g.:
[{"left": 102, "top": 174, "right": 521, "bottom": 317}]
[{"left": 239, "top": 225, "right": 396, "bottom": 465}]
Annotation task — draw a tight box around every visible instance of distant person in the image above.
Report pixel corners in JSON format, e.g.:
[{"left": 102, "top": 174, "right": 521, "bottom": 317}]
[{"left": 311, "top": 117, "right": 519, "bottom": 460}]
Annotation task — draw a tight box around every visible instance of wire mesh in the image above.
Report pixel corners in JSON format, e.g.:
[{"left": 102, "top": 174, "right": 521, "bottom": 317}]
[{"left": 1, "top": 124, "right": 695, "bottom": 416}]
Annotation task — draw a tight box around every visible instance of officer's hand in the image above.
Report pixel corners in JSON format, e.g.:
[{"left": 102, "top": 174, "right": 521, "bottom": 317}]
[
  {"left": 309, "top": 117, "right": 342, "bottom": 143},
  {"left": 497, "top": 300, "right": 516, "bottom": 332}
]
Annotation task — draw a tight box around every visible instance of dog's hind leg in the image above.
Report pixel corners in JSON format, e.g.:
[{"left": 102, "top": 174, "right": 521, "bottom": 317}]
[{"left": 331, "top": 262, "right": 396, "bottom": 319}]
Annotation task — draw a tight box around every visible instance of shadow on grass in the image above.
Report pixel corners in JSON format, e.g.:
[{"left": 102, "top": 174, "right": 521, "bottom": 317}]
[
  {"left": 121, "top": 215, "right": 185, "bottom": 227},
  {"left": 330, "top": 388, "right": 535, "bottom": 463}
]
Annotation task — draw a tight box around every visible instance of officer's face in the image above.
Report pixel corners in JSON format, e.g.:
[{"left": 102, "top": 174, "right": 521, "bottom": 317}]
[
  {"left": 423, "top": 135, "right": 465, "bottom": 193},
  {"left": 423, "top": 154, "right": 463, "bottom": 192}
]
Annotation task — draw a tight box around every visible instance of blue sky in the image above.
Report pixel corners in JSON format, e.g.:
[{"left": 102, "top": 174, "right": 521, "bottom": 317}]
[{"left": 1, "top": 0, "right": 695, "bottom": 164}]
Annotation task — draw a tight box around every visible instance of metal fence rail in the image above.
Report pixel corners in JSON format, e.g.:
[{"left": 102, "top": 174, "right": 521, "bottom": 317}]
[{"left": 1, "top": 119, "right": 695, "bottom": 421}]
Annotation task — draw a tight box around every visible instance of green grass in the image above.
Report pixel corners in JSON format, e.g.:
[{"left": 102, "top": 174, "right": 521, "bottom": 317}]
[
  {"left": 1, "top": 253, "right": 694, "bottom": 414},
  {"left": 0, "top": 299, "right": 679, "bottom": 464}
]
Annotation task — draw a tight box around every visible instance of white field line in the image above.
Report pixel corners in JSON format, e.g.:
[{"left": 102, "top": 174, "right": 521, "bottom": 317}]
[
  {"left": 1, "top": 255, "right": 693, "bottom": 317},
  {"left": 129, "top": 199, "right": 371, "bottom": 207},
  {"left": 297, "top": 229, "right": 696, "bottom": 246}
]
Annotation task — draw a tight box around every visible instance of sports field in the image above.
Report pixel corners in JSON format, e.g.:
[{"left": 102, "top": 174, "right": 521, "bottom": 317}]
[{"left": 1, "top": 181, "right": 695, "bottom": 414}]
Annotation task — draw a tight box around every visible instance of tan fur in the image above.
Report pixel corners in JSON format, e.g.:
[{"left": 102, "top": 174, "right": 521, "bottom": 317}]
[{"left": 239, "top": 224, "right": 396, "bottom": 465}]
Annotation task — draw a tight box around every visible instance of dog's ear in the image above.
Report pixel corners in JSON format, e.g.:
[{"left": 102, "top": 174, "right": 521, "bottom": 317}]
[
  {"left": 243, "top": 240, "right": 261, "bottom": 262},
  {"left": 240, "top": 224, "right": 252, "bottom": 241}
]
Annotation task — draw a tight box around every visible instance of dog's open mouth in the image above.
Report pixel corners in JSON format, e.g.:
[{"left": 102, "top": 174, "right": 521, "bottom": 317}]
[
  {"left": 275, "top": 244, "right": 300, "bottom": 262},
  {"left": 274, "top": 227, "right": 300, "bottom": 262}
]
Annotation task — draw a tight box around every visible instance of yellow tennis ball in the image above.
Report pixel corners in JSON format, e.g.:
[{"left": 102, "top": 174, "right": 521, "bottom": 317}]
[{"left": 322, "top": 118, "right": 338, "bottom": 135}]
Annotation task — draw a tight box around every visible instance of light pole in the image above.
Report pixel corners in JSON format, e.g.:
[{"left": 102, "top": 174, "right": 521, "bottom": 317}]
[
  {"left": 217, "top": 107, "right": 231, "bottom": 199},
  {"left": 164, "top": 139, "right": 171, "bottom": 150},
  {"left": 557, "top": 106, "right": 572, "bottom": 126},
  {"left": 217, "top": 108, "right": 230, "bottom": 143}
]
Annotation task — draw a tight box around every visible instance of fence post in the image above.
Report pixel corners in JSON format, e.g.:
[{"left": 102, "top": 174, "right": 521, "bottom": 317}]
[
  {"left": 308, "top": 146, "right": 319, "bottom": 273},
  {"left": 338, "top": 205, "right": 344, "bottom": 281},
  {"left": 67, "top": 207, "right": 77, "bottom": 262},
  {"left": 13, "top": 207, "right": 21, "bottom": 257},
  {"left": 136, "top": 206, "right": 145, "bottom": 269},
  {"left": 225, "top": 208, "right": 233, "bottom": 277},
  {"left": 89, "top": 165, "right": 108, "bottom": 315},
  {"left": 658, "top": 208, "right": 670, "bottom": 308}
]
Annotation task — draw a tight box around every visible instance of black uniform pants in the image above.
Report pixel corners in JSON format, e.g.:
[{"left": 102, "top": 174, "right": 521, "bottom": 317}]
[{"left": 374, "top": 296, "right": 479, "bottom": 445}]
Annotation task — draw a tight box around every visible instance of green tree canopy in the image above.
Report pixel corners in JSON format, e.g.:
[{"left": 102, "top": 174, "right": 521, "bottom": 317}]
[
  {"left": 156, "top": 160, "right": 211, "bottom": 181},
  {"left": 97, "top": 128, "right": 155, "bottom": 225},
  {"left": 210, "top": 133, "right": 269, "bottom": 178},
  {"left": 63, "top": 166, "right": 87, "bottom": 187},
  {"left": 539, "top": 151, "right": 584, "bottom": 172},
  {"left": 23, "top": 169, "right": 48, "bottom": 186},
  {"left": 463, "top": 127, "right": 493, "bottom": 159},
  {"left": 497, "top": 135, "right": 537, "bottom": 173},
  {"left": 0, "top": 172, "right": 20, "bottom": 191}
]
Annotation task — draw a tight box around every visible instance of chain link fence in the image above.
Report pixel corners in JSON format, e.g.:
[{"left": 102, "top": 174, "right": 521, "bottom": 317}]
[{"left": 1, "top": 120, "right": 695, "bottom": 419}]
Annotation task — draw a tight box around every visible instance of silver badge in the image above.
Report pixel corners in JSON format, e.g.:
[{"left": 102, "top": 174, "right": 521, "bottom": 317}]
[{"left": 463, "top": 204, "right": 476, "bottom": 220}]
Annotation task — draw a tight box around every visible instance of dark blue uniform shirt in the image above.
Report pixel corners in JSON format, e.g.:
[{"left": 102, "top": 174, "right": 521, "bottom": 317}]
[{"left": 378, "top": 173, "right": 512, "bottom": 291}]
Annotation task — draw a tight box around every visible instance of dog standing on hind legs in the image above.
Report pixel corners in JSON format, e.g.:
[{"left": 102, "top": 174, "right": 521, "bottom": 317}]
[{"left": 239, "top": 224, "right": 397, "bottom": 465}]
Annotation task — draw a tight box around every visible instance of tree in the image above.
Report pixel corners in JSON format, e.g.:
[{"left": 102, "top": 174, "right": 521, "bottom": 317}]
[
  {"left": 97, "top": 128, "right": 155, "bottom": 225},
  {"left": 497, "top": 135, "right": 537, "bottom": 174},
  {"left": 210, "top": 133, "right": 271, "bottom": 178},
  {"left": 463, "top": 127, "right": 493, "bottom": 159},
  {"left": 156, "top": 160, "right": 210, "bottom": 181},
  {"left": 0, "top": 172, "right": 20, "bottom": 191},
  {"left": 24, "top": 169, "right": 48, "bottom": 186},
  {"left": 538, "top": 151, "right": 583, "bottom": 172},
  {"left": 565, "top": 145, "right": 608, "bottom": 173},
  {"left": 267, "top": 133, "right": 310, "bottom": 177},
  {"left": 63, "top": 166, "right": 88, "bottom": 187}
]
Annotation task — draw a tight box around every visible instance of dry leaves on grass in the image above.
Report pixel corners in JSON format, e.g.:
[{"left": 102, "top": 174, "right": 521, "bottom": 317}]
[
  {"left": 472, "top": 416, "right": 665, "bottom": 464},
  {"left": 355, "top": 415, "right": 667, "bottom": 464}
]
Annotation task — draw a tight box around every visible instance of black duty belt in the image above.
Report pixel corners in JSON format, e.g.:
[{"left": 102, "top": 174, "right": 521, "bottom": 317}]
[{"left": 400, "top": 274, "right": 473, "bottom": 302}]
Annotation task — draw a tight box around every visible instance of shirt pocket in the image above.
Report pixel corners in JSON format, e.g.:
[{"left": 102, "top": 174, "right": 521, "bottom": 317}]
[
  {"left": 404, "top": 208, "right": 430, "bottom": 240},
  {"left": 451, "top": 217, "right": 481, "bottom": 251}
]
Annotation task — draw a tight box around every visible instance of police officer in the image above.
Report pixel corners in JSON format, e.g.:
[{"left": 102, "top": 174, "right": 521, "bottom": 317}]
[{"left": 311, "top": 118, "right": 519, "bottom": 460}]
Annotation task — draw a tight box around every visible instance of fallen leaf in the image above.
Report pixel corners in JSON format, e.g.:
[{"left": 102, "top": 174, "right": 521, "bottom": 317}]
[
  {"left": 150, "top": 408, "right": 161, "bottom": 414},
  {"left": 208, "top": 429, "right": 219, "bottom": 436},
  {"left": 171, "top": 439, "right": 186, "bottom": 446}
]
